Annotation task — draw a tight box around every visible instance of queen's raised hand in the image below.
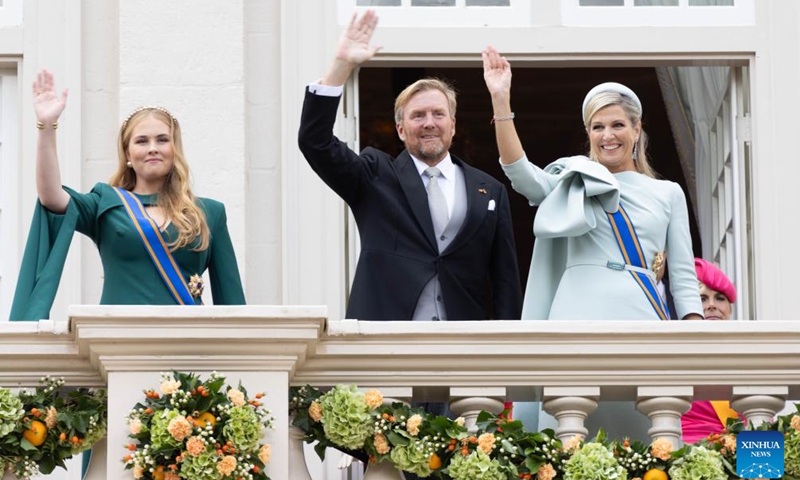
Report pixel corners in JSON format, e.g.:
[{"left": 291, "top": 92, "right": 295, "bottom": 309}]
[{"left": 482, "top": 46, "right": 513, "bottom": 99}]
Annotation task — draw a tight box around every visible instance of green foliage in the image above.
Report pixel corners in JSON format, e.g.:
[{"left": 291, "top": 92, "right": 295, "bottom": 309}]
[{"left": 0, "top": 377, "right": 107, "bottom": 478}]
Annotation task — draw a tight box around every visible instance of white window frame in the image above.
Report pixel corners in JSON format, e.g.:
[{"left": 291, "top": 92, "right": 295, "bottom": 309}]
[
  {"left": 0, "top": 69, "right": 19, "bottom": 322},
  {"left": 698, "top": 67, "right": 751, "bottom": 320},
  {"left": 561, "top": 0, "right": 755, "bottom": 27},
  {"left": 338, "top": 0, "right": 531, "bottom": 27},
  {"left": 0, "top": 0, "right": 23, "bottom": 27}
]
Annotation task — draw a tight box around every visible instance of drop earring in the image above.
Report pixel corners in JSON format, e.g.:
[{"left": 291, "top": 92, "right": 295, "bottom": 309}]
[{"left": 632, "top": 141, "right": 639, "bottom": 161}]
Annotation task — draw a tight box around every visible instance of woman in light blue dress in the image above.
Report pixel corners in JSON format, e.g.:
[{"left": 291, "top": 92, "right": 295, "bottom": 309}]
[{"left": 482, "top": 47, "right": 702, "bottom": 321}]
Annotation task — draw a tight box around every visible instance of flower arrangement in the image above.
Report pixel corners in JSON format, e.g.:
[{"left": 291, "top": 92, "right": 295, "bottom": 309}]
[
  {"left": 291, "top": 384, "right": 795, "bottom": 480},
  {"left": 124, "top": 371, "right": 274, "bottom": 480},
  {"left": 0, "top": 377, "right": 107, "bottom": 478}
]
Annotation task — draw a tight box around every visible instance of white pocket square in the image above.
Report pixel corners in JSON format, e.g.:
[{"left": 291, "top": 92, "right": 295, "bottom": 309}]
[{"left": 488, "top": 199, "right": 496, "bottom": 211}]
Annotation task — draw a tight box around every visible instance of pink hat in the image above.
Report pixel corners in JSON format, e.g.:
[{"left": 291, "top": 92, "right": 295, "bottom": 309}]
[{"left": 694, "top": 258, "right": 736, "bottom": 303}]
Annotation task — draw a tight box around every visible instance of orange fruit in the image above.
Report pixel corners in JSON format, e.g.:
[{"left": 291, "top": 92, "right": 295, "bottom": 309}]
[
  {"left": 153, "top": 465, "right": 166, "bottom": 480},
  {"left": 643, "top": 468, "right": 668, "bottom": 480},
  {"left": 23, "top": 420, "right": 47, "bottom": 447},
  {"left": 193, "top": 412, "right": 217, "bottom": 429},
  {"left": 428, "top": 453, "right": 442, "bottom": 470}
]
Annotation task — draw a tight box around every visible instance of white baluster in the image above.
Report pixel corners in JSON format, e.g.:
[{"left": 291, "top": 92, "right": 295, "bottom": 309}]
[
  {"left": 731, "top": 386, "right": 788, "bottom": 427},
  {"left": 288, "top": 415, "right": 314, "bottom": 480},
  {"left": 449, "top": 387, "right": 506, "bottom": 434},
  {"left": 636, "top": 386, "right": 692, "bottom": 449},
  {"left": 363, "top": 461, "right": 406, "bottom": 480},
  {"left": 542, "top": 387, "right": 599, "bottom": 442}
]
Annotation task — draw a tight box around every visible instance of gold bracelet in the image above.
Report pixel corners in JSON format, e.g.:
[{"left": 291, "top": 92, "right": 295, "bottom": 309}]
[
  {"left": 490, "top": 112, "right": 515, "bottom": 124},
  {"left": 36, "top": 121, "right": 58, "bottom": 130}
]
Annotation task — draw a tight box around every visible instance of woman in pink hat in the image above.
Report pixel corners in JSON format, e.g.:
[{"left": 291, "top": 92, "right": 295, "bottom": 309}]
[{"left": 681, "top": 258, "right": 738, "bottom": 443}]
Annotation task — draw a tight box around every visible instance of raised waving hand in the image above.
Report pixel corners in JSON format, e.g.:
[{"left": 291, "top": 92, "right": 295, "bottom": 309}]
[
  {"left": 482, "top": 47, "right": 524, "bottom": 165},
  {"left": 322, "top": 10, "right": 381, "bottom": 86},
  {"left": 33, "top": 69, "right": 68, "bottom": 125},
  {"left": 482, "top": 46, "right": 512, "bottom": 99},
  {"left": 33, "top": 69, "right": 70, "bottom": 212}
]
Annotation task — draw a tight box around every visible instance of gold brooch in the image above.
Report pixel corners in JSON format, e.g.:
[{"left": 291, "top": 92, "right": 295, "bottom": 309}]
[
  {"left": 478, "top": 188, "right": 488, "bottom": 195},
  {"left": 188, "top": 274, "right": 204, "bottom": 298},
  {"left": 652, "top": 252, "right": 665, "bottom": 274}
]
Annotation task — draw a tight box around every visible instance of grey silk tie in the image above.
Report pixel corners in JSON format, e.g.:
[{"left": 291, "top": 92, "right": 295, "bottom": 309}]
[{"left": 424, "top": 167, "right": 449, "bottom": 236}]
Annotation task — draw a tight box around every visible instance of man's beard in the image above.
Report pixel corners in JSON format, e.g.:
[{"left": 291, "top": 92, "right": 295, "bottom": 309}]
[{"left": 411, "top": 138, "right": 448, "bottom": 162}]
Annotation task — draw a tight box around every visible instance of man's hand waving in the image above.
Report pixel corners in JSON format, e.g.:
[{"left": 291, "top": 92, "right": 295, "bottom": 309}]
[{"left": 322, "top": 10, "right": 381, "bottom": 86}]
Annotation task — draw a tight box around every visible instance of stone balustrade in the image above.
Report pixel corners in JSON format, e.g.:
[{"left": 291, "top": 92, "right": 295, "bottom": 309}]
[{"left": 2, "top": 308, "right": 799, "bottom": 479}]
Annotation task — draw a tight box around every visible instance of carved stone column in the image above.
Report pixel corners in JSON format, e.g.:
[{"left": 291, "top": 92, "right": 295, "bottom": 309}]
[
  {"left": 636, "top": 386, "right": 692, "bottom": 449},
  {"left": 731, "top": 386, "right": 788, "bottom": 427},
  {"left": 449, "top": 387, "right": 506, "bottom": 434},
  {"left": 542, "top": 387, "right": 599, "bottom": 442}
]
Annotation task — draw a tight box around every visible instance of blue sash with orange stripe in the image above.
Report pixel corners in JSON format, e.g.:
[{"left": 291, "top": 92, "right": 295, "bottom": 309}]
[
  {"left": 606, "top": 205, "right": 670, "bottom": 320},
  {"left": 113, "top": 188, "right": 198, "bottom": 305}
]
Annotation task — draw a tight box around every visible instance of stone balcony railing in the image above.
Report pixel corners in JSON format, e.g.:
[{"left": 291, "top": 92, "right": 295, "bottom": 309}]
[{"left": 2, "top": 306, "right": 799, "bottom": 479}]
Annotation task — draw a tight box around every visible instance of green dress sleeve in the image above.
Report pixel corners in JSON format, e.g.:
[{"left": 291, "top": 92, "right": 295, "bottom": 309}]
[
  {"left": 9, "top": 200, "right": 79, "bottom": 321},
  {"left": 9, "top": 184, "right": 104, "bottom": 321},
  {"left": 202, "top": 199, "right": 246, "bottom": 305}
]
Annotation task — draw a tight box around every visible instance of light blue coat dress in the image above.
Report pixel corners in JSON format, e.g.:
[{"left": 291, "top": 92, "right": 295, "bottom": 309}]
[{"left": 502, "top": 155, "right": 702, "bottom": 320}]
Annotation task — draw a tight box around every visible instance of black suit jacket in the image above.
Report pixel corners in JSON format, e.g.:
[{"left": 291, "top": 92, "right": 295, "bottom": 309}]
[{"left": 298, "top": 89, "right": 522, "bottom": 320}]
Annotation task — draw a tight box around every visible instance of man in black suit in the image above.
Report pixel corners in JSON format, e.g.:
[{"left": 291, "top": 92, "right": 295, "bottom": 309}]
[{"left": 298, "top": 10, "right": 522, "bottom": 321}]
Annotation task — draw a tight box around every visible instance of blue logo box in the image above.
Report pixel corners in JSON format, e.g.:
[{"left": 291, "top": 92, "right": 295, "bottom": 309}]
[{"left": 737, "top": 430, "right": 784, "bottom": 479}]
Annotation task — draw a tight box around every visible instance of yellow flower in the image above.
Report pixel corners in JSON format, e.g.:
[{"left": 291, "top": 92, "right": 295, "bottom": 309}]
[
  {"left": 478, "top": 432, "right": 496, "bottom": 455},
  {"left": 650, "top": 438, "right": 673, "bottom": 461},
  {"left": 227, "top": 388, "right": 245, "bottom": 407},
  {"left": 259, "top": 444, "right": 272, "bottom": 465},
  {"left": 129, "top": 418, "right": 142, "bottom": 435},
  {"left": 407, "top": 414, "right": 423, "bottom": 436},
  {"left": 537, "top": 463, "right": 556, "bottom": 480},
  {"left": 374, "top": 432, "right": 391, "bottom": 454},
  {"left": 45, "top": 406, "right": 58, "bottom": 429},
  {"left": 217, "top": 455, "right": 237, "bottom": 476},
  {"left": 454, "top": 417, "right": 465, "bottom": 427},
  {"left": 792, "top": 415, "right": 800, "bottom": 431},
  {"left": 160, "top": 379, "right": 181, "bottom": 395},
  {"left": 186, "top": 436, "right": 205, "bottom": 457},
  {"left": 309, "top": 401, "right": 323, "bottom": 422},
  {"left": 364, "top": 389, "right": 384, "bottom": 409},
  {"left": 167, "top": 417, "right": 193, "bottom": 442}
]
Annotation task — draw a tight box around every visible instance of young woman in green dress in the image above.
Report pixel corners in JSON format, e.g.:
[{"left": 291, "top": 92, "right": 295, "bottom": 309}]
[{"left": 10, "top": 69, "right": 245, "bottom": 320}]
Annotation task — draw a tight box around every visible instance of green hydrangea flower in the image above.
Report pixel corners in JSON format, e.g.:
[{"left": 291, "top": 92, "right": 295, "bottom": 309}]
[
  {"left": 447, "top": 450, "right": 505, "bottom": 480},
  {"left": 390, "top": 439, "right": 433, "bottom": 478},
  {"left": 563, "top": 442, "right": 627, "bottom": 480},
  {"left": 669, "top": 445, "right": 727, "bottom": 480},
  {"left": 0, "top": 387, "right": 24, "bottom": 437},
  {"left": 318, "top": 384, "right": 373, "bottom": 450},
  {"left": 222, "top": 405, "right": 262, "bottom": 452},
  {"left": 786, "top": 431, "right": 800, "bottom": 477},
  {"left": 180, "top": 449, "right": 221, "bottom": 480},
  {"left": 150, "top": 409, "right": 184, "bottom": 450}
]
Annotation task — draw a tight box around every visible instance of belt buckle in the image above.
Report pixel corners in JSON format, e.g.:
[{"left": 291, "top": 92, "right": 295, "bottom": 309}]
[{"left": 606, "top": 261, "right": 625, "bottom": 271}]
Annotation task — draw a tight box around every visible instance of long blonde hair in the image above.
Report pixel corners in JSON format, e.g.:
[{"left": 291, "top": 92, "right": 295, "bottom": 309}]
[
  {"left": 109, "top": 107, "right": 210, "bottom": 251},
  {"left": 583, "top": 91, "right": 656, "bottom": 178}
]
